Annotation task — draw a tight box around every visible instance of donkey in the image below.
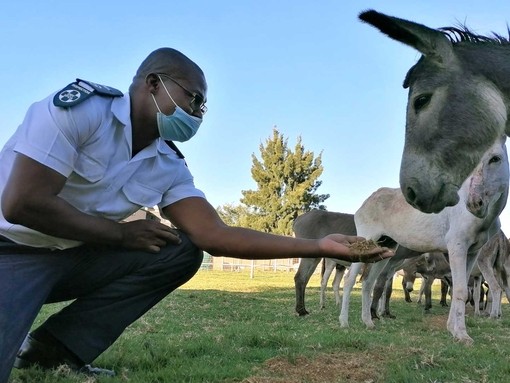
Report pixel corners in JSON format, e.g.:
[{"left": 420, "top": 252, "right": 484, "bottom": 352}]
[
  {"left": 470, "top": 264, "right": 489, "bottom": 316},
  {"left": 293, "top": 210, "right": 355, "bottom": 316},
  {"left": 359, "top": 10, "right": 510, "bottom": 214},
  {"left": 293, "top": 209, "right": 411, "bottom": 319},
  {"left": 401, "top": 252, "right": 451, "bottom": 312},
  {"left": 324, "top": 258, "right": 397, "bottom": 319},
  {"left": 471, "top": 229, "right": 510, "bottom": 318},
  {"left": 340, "top": 136, "right": 508, "bottom": 344}
]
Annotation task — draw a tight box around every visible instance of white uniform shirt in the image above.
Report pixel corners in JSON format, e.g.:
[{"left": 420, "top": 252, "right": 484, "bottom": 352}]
[{"left": 0, "top": 90, "right": 206, "bottom": 250}]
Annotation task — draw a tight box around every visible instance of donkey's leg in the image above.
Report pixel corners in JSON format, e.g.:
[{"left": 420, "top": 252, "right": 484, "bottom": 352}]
[
  {"left": 373, "top": 262, "right": 399, "bottom": 319},
  {"left": 379, "top": 274, "right": 396, "bottom": 319},
  {"left": 333, "top": 266, "right": 346, "bottom": 306},
  {"left": 294, "top": 258, "right": 321, "bottom": 316},
  {"left": 447, "top": 248, "right": 473, "bottom": 344},
  {"left": 319, "top": 259, "right": 336, "bottom": 310},
  {"left": 423, "top": 276, "right": 434, "bottom": 312},
  {"left": 440, "top": 278, "right": 450, "bottom": 307},
  {"left": 489, "top": 287, "right": 501, "bottom": 318},
  {"left": 478, "top": 254, "right": 503, "bottom": 318},
  {"left": 417, "top": 276, "right": 426, "bottom": 304},
  {"left": 361, "top": 259, "right": 389, "bottom": 328},
  {"left": 339, "top": 262, "right": 361, "bottom": 328},
  {"left": 371, "top": 272, "right": 387, "bottom": 319},
  {"left": 473, "top": 275, "right": 482, "bottom": 316},
  {"left": 402, "top": 271, "right": 416, "bottom": 303}
]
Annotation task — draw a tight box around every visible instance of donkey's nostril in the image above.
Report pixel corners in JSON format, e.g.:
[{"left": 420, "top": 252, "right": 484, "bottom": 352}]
[{"left": 406, "top": 186, "right": 417, "bottom": 203}]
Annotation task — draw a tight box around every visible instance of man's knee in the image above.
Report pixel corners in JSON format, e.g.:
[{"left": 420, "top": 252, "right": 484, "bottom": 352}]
[
  {"left": 176, "top": 234, "right": 203, "bottom": 274},
  {"left": 158, "top": 233, "right": 203, "bottom": 280}
]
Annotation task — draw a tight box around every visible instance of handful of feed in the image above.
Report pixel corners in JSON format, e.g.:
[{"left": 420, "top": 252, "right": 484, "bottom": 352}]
[
  {"left": 348, "top": 239, "right": 390, "bottom": 263},
  {"left": 348, "top": 239, "right": 380, "bottom": 255}
]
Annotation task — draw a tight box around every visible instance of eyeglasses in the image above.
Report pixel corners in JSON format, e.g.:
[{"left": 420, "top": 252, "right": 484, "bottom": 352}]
[{"left": 157, "top": 73, "right": 207, "bottom": 115}]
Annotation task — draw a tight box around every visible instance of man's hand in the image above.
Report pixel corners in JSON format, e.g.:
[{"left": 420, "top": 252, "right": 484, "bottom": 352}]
[
  {"left": 119, "top": 220, "right": 182, "bottom": 253},
  {"left": 319, "top": 234, "right": 394, "bottom": 263}
]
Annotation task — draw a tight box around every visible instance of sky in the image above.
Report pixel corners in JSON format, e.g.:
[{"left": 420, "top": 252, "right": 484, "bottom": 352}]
[{"left": 2, "top": 1, "right": 510, "bottom": 233}]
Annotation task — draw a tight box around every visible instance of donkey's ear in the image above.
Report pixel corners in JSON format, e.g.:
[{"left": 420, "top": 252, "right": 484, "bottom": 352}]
[{"left": 359, "top": 9, "right": 454, "bottom": 66}]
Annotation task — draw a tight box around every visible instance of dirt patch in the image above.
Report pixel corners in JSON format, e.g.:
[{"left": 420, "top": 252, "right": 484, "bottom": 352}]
[
  {"left": 424, "top": 313, "right": 448, "bottom": 332},
  {"left": 242, "top": 351, "right": 386, "bottom": 383}
]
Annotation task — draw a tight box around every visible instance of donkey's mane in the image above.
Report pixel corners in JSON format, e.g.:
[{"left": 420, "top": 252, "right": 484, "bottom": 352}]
[{"left": 440, "top": 25, "right": 510, "bottom": 45}]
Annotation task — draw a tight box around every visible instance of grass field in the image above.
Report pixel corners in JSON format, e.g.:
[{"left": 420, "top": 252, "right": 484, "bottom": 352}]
[{"left": 8, "top": 270, "right": 510, "bottom": 383}]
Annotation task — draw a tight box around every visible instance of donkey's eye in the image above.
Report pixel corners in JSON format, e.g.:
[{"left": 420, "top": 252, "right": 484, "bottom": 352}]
[
  {"left": 489, "top": 155, "right": 501, "bottom": 164},
  {"left": 413, "top": 94, "right": 432, "bottom": 111}
]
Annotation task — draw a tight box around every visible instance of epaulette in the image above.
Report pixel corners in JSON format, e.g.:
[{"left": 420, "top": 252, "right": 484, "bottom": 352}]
[{"left": 53, "top": 78, "right": 123, "bottom": 108}]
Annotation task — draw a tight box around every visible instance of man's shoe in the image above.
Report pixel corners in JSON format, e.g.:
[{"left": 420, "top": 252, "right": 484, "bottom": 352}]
[
  {"left": 14, "top": 334, "right": 115, "bottom": 377},
  {"left": 78, "top": 364, "right": 116, "bottom": 377}
]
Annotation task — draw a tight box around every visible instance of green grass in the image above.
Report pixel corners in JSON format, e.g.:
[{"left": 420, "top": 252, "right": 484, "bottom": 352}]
[{"left": 8, "top": 270, "right": 510, "bottom": 383}]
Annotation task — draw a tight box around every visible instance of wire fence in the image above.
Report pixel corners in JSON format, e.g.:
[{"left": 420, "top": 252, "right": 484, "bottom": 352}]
[{"left": 200, "top": 253, "right": 303, "bottom": 278}]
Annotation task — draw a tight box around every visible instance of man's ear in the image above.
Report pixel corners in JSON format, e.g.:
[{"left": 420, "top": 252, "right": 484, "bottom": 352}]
[{"left": 146, "top": 73, "right": 160, "bottom": 93}]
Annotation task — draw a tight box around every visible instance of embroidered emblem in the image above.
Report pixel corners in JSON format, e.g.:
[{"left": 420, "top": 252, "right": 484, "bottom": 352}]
[
  {"left": 58, "top": 89, "right": 81, "bottom": 103},
  {"left": 53, "top": 79, "right": 122, "bottom": 108}
]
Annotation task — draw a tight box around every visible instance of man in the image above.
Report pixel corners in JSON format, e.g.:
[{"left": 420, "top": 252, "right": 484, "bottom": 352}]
[{"left": 0, "top": 47, "right": 392, "bottom": 382}]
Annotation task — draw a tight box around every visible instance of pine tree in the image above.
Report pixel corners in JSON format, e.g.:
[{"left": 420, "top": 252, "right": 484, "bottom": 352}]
[
  {"left": 216, "top": 203, "right": 251, "bottom": 227},
  {"left": 239, "top": 127, "right": 329, "bottom": 235}
]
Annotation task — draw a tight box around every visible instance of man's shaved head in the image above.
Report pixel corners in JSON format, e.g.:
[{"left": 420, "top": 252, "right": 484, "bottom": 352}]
[{"left": 133, "top": 47, "right": 204, "bottom": 83}]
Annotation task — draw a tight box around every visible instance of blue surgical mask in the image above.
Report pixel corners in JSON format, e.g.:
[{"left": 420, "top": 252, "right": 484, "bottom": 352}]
[{"left": 151, "top": 77, "right": 202, "bottom": 142}]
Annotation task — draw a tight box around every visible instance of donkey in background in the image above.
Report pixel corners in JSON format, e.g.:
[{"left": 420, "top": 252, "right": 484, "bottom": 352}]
[
  {"left": 471, "top": 229, "right": 510, "bottom": 318},
  {"left": 293, "top": 210, "right": 411, "bottom": 320},
  {"left": 293, "top": 210, "right": 356, "bottom": 317},
  {"left": 401, "top": 252, "right": 451, "bottom": 312}
]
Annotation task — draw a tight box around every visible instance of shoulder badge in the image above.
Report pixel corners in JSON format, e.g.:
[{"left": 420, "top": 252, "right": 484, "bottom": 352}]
[{"left": 53, "top": 78, "right": 123, "bottom": 108}]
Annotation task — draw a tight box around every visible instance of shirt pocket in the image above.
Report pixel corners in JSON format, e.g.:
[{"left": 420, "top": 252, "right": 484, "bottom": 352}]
[
  {"left": 122, "top": 181, "right": 163, "bottom": 207},
  {"left": 73, "top": 151, "right": 107, "bottom": 183}
]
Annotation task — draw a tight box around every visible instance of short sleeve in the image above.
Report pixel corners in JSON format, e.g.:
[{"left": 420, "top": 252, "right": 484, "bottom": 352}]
[
  {"left": 159, "top": 162, "right": 206, "bottom": 208},
  {"left": 13, "top": 94, "right": 102, "bottom": 177}
]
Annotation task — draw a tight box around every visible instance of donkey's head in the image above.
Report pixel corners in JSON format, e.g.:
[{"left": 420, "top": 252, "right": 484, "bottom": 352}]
[
  {"left": 359, "top": 10, "right": 508, "bottom": 213},
  {"left": 465, "top": 135, "right": 508, "bottom": 220}
]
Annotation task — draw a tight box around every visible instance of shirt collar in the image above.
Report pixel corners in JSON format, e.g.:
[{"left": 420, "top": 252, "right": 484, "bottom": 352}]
[
  {"left": 111, "top": 94, "right": 176, "bottom": 158},
  {"left": 111, "top": 93, "right": 131, "bottom": 126}
]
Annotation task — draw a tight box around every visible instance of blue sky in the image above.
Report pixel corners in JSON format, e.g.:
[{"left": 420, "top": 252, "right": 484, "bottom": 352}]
[{"left": 2, "top": 1, "right": 510, "bottom": 233}]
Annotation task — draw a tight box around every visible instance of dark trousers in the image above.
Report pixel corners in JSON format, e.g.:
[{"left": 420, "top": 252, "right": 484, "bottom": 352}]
[{"left": 0, "top": 233, "right": 203, "bottom": 383}]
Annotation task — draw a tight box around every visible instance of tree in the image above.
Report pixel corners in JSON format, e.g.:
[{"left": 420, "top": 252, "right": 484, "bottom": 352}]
[
  {"left": 216, "top": 203, "right": 251, "bottom": 227},
  {"left": 237, "top": 127, "right": 329, "bottom": 235}
]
